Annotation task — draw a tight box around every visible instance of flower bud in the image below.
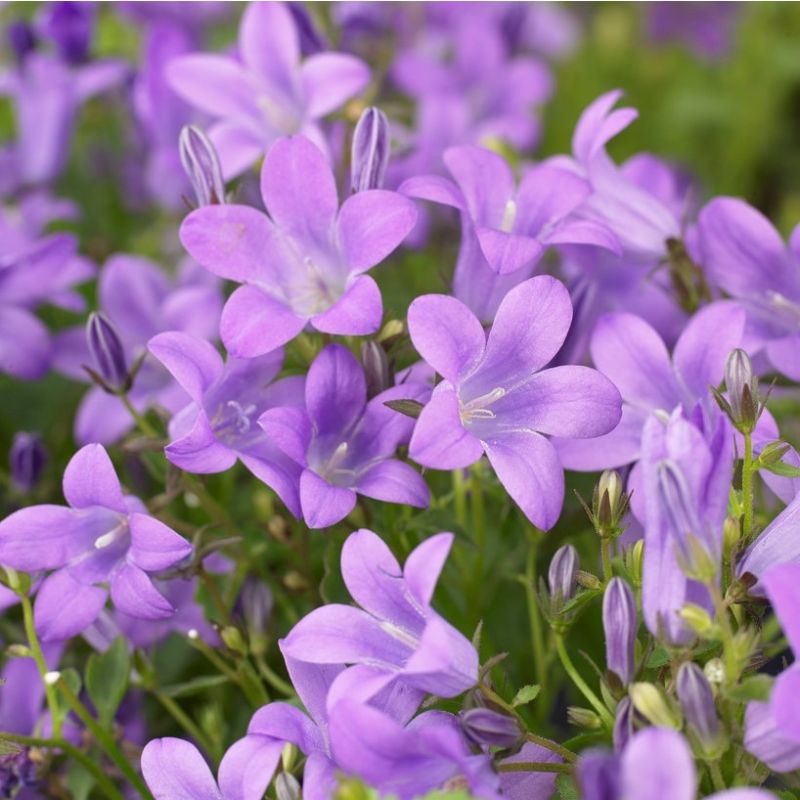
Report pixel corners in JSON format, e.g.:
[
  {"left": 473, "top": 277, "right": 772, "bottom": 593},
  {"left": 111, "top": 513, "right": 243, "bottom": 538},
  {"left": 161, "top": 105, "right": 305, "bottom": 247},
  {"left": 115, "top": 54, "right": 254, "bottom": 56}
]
[
  {"left": 86, "top": 312, "right": 129, "bottom": 393},
  {"left": 624, "top": 540, "right": 644, "bottom": 588},
  {"left": 568, "top": 707, "right": 603, "bottom": 730},
  {"left": 220, "top": 626, "right": 247, "bottom": 656},
  {"left": 629, "top": 683, "right": 681, "bottom": 729},
  {"left": 40, "top": 2, "right": 93, "bottom": 64},
  {"left": 548, "top": 544, "right": 578, "bottom": 605},
  {"left": 593, "top": 470, "right": 628, "bottom": 533},
  {"left": 350, "top": 107, "right": 390, "bottom": 193},
  {"left": 360, "top": 341, "right": 391, "bottom": 398},
  {"left": 678, "top": 603, "right": 714, "bottom": 637},
  {"left": 724, "top": 348, "right": 759, "bottom": 433},
  {"left": 8, "top": 21, "right": 37, "bottom": 65},
  {"left": 602, "top": 578, "right": 637, "bottom": 686},
  {"left": 179, "top": 125, "right": 226, "bottom": 207},
  {"left": 612, "top": 696, "right": 635, "bottom": 752},
  {"left": 460, "top": 707, "right": 523, "bottom": 749},
  {"left": 703, "top": 658, "right": 725, "bottom": 687},
  {"left": 275, "top": 772, "right": 301, "bottom": 800},
  {"left": 676, "top": 662, "right": 721, "bottom": 751},
  {"left": 9, "top": 432, "right": 47, "bottom": 493},
  {"left": 236, "top": 578, "right": 273, "bottom": 655}
]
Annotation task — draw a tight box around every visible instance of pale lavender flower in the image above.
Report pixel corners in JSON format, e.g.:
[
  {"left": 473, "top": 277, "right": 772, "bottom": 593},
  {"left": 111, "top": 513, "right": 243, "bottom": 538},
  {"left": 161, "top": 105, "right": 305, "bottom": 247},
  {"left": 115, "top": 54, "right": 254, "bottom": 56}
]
[
  {"left": 0, "top": 444, "right": 191, "bottom": 641},
  {"left": 180, "top": 135, "right": 417, "bottom": 357},
  {"left": 407, "top": 276, "right": 622, "bottom": 530},
  {"left": 167, "top": 1, "right": 370, "bottom": 178},
  {"left": 258, "top": 344, "right": 429, "bottom": 529}
]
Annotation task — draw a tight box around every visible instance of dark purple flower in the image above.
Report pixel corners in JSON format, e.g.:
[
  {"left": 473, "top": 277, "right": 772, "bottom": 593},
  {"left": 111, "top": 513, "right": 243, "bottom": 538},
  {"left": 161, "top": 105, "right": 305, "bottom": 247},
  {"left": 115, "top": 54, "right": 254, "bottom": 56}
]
[
  {"left": 148, "top": 330, "right": 305, "bottom": 517},
  {"left": 167, "top": 1, "right": 370, "bottom": 178},
  {"left": 0, "top": 444, "right": 191, "bottom": 641},
  {"left": 7, "top": 21, "right": 37, "bottom": 66},
  {"left": 86, "top": 312, "right": 129, "bottom": 392},
  {"left": 9, "top": 432, "right": 47, "bottom": 493},
  {"left": 407, "top": 276, "right": 622, "bottom": 530},
  {"left": 38, "top": 2, "right": 95, "bottom": 65},
  {"left": 259, "top": 344, "right": 429, "bottom": 528},
  {"left": 647, "top": 3, "right": 740, "bottom": 59},
  {"left": 180, "top": 135, "right": 417, "bottom": 357}
]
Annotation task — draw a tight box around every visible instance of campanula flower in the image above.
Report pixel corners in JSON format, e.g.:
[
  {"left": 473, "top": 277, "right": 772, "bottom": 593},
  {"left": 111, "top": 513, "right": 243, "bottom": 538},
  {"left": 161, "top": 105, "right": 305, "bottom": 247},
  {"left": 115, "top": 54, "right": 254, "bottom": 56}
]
[
  {"left": 407, "top": 275, "right": 622, "bottom": 530},
  {"left": 148, "top": 330, "right": 305, "bottom": 518},
  {"left": 167, "top": 1, "right": 370, "bottom": 178},
  {"left": 0, "top": 444, "right": 192, "bottom": 641},
  {"left": 180, "top": 135, "right": 417, "bottom": 357},
  {"left": 259, "top": 344, "right": 429, "bottom": 529}
]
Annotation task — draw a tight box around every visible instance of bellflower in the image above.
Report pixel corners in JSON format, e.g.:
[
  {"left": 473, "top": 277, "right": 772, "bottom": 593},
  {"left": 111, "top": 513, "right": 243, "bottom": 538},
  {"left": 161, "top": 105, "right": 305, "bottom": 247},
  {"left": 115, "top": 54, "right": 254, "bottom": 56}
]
[
  {"left": 148, "top": 330, "right": 306, "bottom": 518},
  {"left": 407, "top": 275, "right": 622, "bottom": 530},
  {"left": 696, "top": 197, "right": 800, "bottom": 380},
  {"left": 556, "top": 301, "right": 745, "bottom": 472},
  {"left": 259, "top": 344, "right": 429, "bottom": 529},
  {"left": 743, "top": 563, "right": 800, "bottom": 771},
  {"left": 281, "top": 528, "right": 479, "bottom": 697},
  {"left": 180, "top": 135, "right": 417, "bottom": 357},
  {"left": 167, "top": 1, "right": 370, "bottom": 178},
  {"left": 0, "top": 444, "right": 192, "bottom": 641},
  {"left": 53, "top": 255, "right": 222, "bottom": 444},
  {"left": 640, "top": 407, "right": 733, "bottom": 645}
]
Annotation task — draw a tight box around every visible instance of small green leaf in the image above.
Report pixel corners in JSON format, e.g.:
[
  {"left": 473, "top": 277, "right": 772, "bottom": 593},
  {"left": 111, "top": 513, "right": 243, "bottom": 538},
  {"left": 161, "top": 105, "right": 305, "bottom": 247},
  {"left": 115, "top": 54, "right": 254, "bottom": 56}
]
[
  {"left": 0, "top": 738, "right": 21, "bottom": 756},
  {"left": 161, "top": 674, "right": 230, "bottom": 699},
  {"left": 383, "top": 399, "right": 424, "bottom": 419},
  {"left": 726, "top": 674, "right": 773, "bottom": 703},
  {"left": 86, "top": 636, "right": 130, "bottom": 727},
  {"left": 762, "top": 460, "right": 800, "bottom": 478},
  {"left": 511, "top": 684, "right": 541, "bottom": 707},
  {"left": 556, "top": 774, "right": 580, "bottom": 800}
]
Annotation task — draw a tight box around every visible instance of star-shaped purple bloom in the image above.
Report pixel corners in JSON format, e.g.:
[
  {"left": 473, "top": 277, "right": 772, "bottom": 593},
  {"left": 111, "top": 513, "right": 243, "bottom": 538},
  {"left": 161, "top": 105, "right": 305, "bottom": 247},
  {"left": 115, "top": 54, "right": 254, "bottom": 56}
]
[
  {"left": 180, "top": 135, "right": 418, "bottom": 358},
  {"left": 258, "top": 344, "right": 429, "bottom": 529},
  {"left": 148, "top": 330, "right": 306, "bottom": 519},
  {"left": 0, "top": 444, "right": 192, "bottom": 641},
  {"left": 167, "top": 1, "right": 370, "bottom": 178},
  {"left": 281, "top": 528, "right": 478, "bottom": 698},
  {"left": 407, "top": 275, "right": 622, "bottom": 530}
]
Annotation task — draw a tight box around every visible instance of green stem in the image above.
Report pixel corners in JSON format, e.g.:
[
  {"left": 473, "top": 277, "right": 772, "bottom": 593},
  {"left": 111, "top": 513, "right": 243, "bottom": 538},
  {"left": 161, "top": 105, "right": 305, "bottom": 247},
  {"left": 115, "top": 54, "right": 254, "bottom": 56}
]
[
  {"left": 183, "top": 474, "right": 239, "bottom": 537},
  {"left": 524, "top": 732, "right": 578, "bottom": 764},
  {"left": 525, "top": 531, "right": 547, "bottom": 690},
  {"left": 199, "top": 569, "right": 230, "bottom": 625},
  {"left": 52, "top": 676, "right": 153, "bottom": 800},
  {"left": 188, "top": 634, "right": 264, "bottom": 708},
  {"left": 555, "top": 635, "right": 614, "bottom": 728},
  {"left": 709, "top": 583, "right": 738, "bottom": 683},
  {"left": 19, "top": 591, "right": 61, "bottom": 739},
  {"left": 742, "top": 432, "right": 754, "bottom": 544},
  {"left": 152, "top": 691, "right": 218, "bottom": 759},
  {"left": 452, "top": 469, "right": 467, "bottom": 529},
  {"left": 0, "top": 732, "right": 125, "bottom": 800},
  {"left": 120, "top": 394, "right": 159, "bottom": 438},
  {"left": 600, "top": 536, "right": 613, "bottom": 583},
  {"left": 255, "top": 654, "right": 295, "bottom": 697},
  {"left": 471, "top": 466, "right": 487, "bottom": 585},
  {"left": 708, "top": 759, "right": 726, "bottom": 793},
  {"left": 497, "top": 761, "right": 572, "bottom": 775}
]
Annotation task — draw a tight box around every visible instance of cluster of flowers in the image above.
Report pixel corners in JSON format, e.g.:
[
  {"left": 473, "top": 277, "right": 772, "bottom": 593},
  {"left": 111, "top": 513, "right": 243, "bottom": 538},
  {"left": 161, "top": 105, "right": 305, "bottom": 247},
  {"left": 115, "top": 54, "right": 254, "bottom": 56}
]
[{"left": 0, "top": 3, "right": 797, "bottom": 800}]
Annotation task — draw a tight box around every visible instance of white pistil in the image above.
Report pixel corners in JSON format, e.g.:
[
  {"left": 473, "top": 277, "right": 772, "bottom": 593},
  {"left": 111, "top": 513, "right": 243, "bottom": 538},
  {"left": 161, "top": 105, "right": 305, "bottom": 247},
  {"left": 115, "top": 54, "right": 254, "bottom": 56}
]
[
  {"left": 94, "top": 520, "right": 127, "bottom": 550},
  {"left": 380, "top": 620, "right": 419, "bottom": 649},
  {"left": 459, "top": 387, "right": 507, "bottom": 424},
  {"left": 501, "top": 199, "right": 518, "bottom": 233}
]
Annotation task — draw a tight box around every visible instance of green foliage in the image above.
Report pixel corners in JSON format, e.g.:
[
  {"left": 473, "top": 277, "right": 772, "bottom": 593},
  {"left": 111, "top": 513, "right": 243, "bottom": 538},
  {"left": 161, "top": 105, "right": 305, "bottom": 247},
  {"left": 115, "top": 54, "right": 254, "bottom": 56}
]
[{"left": 85, "top": 636, "right": 130, "bottom": 727}]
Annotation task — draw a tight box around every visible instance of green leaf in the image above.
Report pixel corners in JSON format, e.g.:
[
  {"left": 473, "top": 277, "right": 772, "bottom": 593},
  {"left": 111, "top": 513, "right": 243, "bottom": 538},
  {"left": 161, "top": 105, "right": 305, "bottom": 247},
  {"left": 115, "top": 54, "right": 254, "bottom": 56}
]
[
  {"left": 67, "top": 761, "right": 95, "bottom": 800},
  {"left": 556, "top": 774, "right": 580, "bottom": 800},
  {"left": 85, "top": 636, "right": 130, "bottom": 727},
  {"left": 762, "top": 460, "right": 800, "bottom": 478},
  {"left": 161, "top": 674, "right": 230, "bottom": 699},
  {"left": 383, "top": 399, "right": 424, "bottom": 419},
  {"left": 511, "top": 684, "right": 541, "bottom": 707},
  {"left": 0, "top": 738, "right": 21, "bottom": 756},
  {"left": 726, "top": 674, "right": 774, "bottom": 703}
]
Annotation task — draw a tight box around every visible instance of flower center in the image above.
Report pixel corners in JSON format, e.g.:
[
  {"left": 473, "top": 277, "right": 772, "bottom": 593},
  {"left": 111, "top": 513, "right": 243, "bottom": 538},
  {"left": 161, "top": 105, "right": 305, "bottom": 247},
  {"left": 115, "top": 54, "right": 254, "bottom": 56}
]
[
  {"left": 94, "top": 518, "right": 128, "bottom": 550},
  {"left": 459, "top": 387, "right": 506, "bottom": 425},
  {"left": 500, "top": 199, "right": 517, "bottom": 233}
]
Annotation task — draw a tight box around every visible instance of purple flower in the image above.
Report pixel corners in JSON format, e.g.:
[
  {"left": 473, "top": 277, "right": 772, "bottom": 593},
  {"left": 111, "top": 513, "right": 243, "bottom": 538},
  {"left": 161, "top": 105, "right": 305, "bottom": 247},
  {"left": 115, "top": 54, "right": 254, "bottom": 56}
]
[
  {"left": 640, "top": 407, "right": 733, "bottom": 645},
  {"left": 743, "top": 563, "right": 800, "bottom": 772},
  {"left": 148, "top": 330, "right": 306, "bottom": 518},
  {"left": 407, "top": 275, "right": 622, "bottom": 530},
  {"left": 142, "top": 735, "right": 282, "bottom": 800},
  {"left": 167, "top": 1, "right": 370, "bottom": 178},
  {"left": 180, "top": 135, "right": 417, "bottom": 357},
  {"left": 677, "top": 662, "right": 721, "bottom": 750},
  {"left": 696, "top": 197, "right": 800, "bottom": 380},
  {"left": 647, "top": 3, "right": 740, "bottom": 59},
  {"left": 53, "top": 255, "right": 222, "bottom": 444},
  {"left": 556, "top": 301, "right": 745, "bottom": 473},
  {"left": 603, "top": 577, "right": 637, "bottom": 686},
  {"left": 259, "top": 344, "right": 429, "bottom": 529},
  {"left": 281, "top": 528, "right": 478, "bottom": 698},
  {"left": 0, "top": 444, "right": 192, "bottom": 641}
]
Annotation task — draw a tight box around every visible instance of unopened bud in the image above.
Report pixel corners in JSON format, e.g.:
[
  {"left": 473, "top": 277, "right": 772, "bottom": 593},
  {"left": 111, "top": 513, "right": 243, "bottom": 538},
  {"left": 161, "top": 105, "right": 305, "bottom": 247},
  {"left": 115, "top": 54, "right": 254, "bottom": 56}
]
[
  {"left": 378, "top": 319, "right": 404, "bottom": 343},
  {"left": 722, "top": 515, "right": 740, "bottom": 559},
  {"left": 460, "top": 707, "right": 523, "bottom": 749},
  {"left": 8, "top": 21, "right": 37, "bottom": 65},
  {"left": 703, "top": 658, "right": 725, "bottom": 687},
  {"left": 624, "top": 540, "right": 644, "bottom": 588},
  {"left": 676, "top": 662, "right": 721, "bottom": 751},
  {"left": 612, "top": 696, "right": 635, "bottom": 752},
  {"left": 237, "top": 578, "right": 273, "bottom": 655},
  {"left": 9, "top": 432, "right": 47, "bottom": 493},
  {"left": 179, "top": 125, "right": 226, "bottom": 207},
  {"left": 275, "top": 772, "right": 301, "bottom": 800},
  {"left": 678, "top": 603, "right": 714, "bottom": 637},
  {"left": 758, "top": 440, "right": 790, "bottom": 467},
  {"left": 594, "top": 470, "right": 628, "bottom": 533},
  {"left": 548, "top": 545, "right": 578, "bottom": 605},
  {"left": 86, "top": 312, "right": 128, "bottom": 392},
  {"left": 603, "top": 578, "right": 637, "bottom": 686},
  {"left": 629, "top": 683, "right": 681, "bottom": 729},
  {"left": 350, "top": 107, "right": 390, "bottom": 192},
  {"left": 723, "top": 348, "right": 759, "bottom": 433},
  {"left": 220, "top": 626, "right": 247, "bottom": 655},
  {"left": 567, "top": 706, "right": 603, "bottom": 730},
  {"left": 40, "top": 2, "right": 93, "bottom": 65},
  {"left": 361, "top": 341, "right": 391, "bottom": 398}
]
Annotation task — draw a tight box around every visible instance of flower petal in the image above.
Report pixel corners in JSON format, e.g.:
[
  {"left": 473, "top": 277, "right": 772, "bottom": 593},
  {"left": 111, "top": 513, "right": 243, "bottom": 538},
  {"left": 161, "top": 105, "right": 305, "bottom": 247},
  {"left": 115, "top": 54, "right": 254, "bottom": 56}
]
[
  {"left": 35, "top": 570, "right": 107, "bottom": 642},
  {"left": 217, "top": 734, "right": 283, "bottom": 800},
  {"left": 128, "top": 513, "right": 192, "bottom": 572},
  {"left": 63, "top": 444, "right": 126, "bottom": 513},
  {"left": 300, "top": 469, "right": 357, "bottom": 529},
  {"left": 404, "top": 534, "right": 454, "bottom": 608},
  {"left": 110, "top": 564, "right": 174, "bottom": 620},
  {"left": 165, "top": 411, "right": 238, "bottom": 474},
  {"left": 311, "top": 275, "right": 383, "bottom": 336},
  {"left": 141, "top": 738, "right": 222, "bottom": 800},
  {"left": 301, "top": 53, "right": 370, "bottom": 118},
  {"left": 148, "top": 331, "right": 224, "bottom": 403},
  {"left": 356, "top": 460, "right": 429, "bottom": 509},
  {"left": 620, "top": 728, "right": 696, "bottom": 800}
]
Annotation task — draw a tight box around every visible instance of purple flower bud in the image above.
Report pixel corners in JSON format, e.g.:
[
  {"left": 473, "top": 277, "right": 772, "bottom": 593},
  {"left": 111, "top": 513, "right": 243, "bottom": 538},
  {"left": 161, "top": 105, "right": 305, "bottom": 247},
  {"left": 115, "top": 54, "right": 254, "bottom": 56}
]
[
  {"left": 612, "top": 696, "right": 635, "bottom": 752},
  {"left": 548, "top": 544, "right": 578, "bottom": 603},
  {"left": 360, "top": 340, "right": 391, "bottom": 398},
  {"left": 460, "top": 707, "right": 523, "bottom": 749},
  {"left": 350, "top": 107, "right": 390, "bottom": 193},
  {"left": 86, "top": 312, "right": 128, "bottom": 392},
  {"left": 724, "top": 348, "right": 759, "bottom": 433},
  {"left": 39, "top": 2, "right": 94, "bottom": 64},
  {"left": 9, "top": 432, "right": 47, "bottom": 493},
  {"left": 236, "top": 578, "right": 273, "bottom": 654},
  {"left": 603, "top": 577, "right": 637, "bottom": 686},
  {"left": 576, "top": 749, "right": 620, "bottom": 800},
  {"left": 676, "top": 662, "right": 721, "bottom": 748},
  {"left": 179, "top": 125, "right": 226, "bottom": 207},
  {"left": 8, "top": 21, "right": 37, "bottom": 65}
]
